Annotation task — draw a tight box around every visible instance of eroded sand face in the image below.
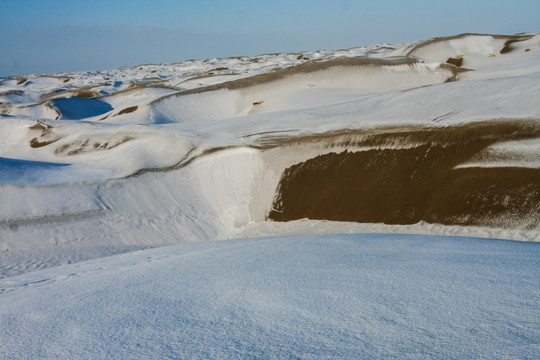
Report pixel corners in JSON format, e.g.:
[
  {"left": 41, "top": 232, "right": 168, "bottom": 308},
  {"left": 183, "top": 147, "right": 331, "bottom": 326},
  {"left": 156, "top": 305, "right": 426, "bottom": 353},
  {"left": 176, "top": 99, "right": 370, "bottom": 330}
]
[{"left": 269, "top": 121, "right": 540, "bottom": 229}]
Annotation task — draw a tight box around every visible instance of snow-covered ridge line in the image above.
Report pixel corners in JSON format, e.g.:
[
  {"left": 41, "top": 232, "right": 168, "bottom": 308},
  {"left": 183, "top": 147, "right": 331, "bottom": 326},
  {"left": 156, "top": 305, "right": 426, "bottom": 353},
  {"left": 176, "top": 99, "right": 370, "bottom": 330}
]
[
  {"left": 404, "top": 32, "right": 535, "bottom": 55},
  {"left": 159, "top": 57, "right": 461, "bottom": 96},
  {"left": 1, "top": 33, "right": 536, "bottom": 118},
  {"left": 149, "top": 57, "right": 460, "bottom": 124}
]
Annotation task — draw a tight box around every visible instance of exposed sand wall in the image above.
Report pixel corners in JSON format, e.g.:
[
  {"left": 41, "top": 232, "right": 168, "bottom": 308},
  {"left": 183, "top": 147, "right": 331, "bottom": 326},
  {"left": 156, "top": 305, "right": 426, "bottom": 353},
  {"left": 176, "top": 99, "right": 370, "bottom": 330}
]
[{"left": 268, "top": 121, "right": 540, "bottom": 230}]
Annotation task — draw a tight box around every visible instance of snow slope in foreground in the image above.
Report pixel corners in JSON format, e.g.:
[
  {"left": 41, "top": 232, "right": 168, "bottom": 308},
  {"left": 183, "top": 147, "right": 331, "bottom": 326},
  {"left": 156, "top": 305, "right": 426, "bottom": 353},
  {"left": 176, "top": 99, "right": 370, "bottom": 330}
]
[{"left": 1, "top": 233, "right": 538, "bottom": 359}]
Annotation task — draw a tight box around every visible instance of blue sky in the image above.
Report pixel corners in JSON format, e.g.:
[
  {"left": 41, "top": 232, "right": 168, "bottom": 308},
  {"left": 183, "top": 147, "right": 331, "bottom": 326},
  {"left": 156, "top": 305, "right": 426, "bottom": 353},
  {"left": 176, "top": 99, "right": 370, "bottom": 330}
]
[{"left": 1, "top": 0, "right": 538, "bottom": 76}]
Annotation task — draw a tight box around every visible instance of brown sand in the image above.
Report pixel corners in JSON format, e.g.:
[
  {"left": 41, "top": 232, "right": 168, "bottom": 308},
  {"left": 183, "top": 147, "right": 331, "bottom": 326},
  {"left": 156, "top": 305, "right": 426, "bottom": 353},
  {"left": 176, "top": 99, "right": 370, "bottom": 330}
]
[
  {"left": 117, "top": 106, "right": 138, "bottom": 115},
  {"left": 127, "top": 79, "right": 167, "bottom": 88},
  {"left": 29, "top": 137, "right": 60, "bottom": 148},
  {"left": 268, "top": 121, "right": 540, "bottom": 229},
  {"left": 75, "top": 90, "right": 101, "bottom": 98},
  {"left": 54, "top": 136, "right": 134, "bottom": 156},
  {"left": 28, "top": 122, "right": 61, "bottom": 148},
  {"left": 446, "top": 57, "right": 463, "bottom": 67},
  {"left": 500, "top": 39, "right": 525, "bottom": 54}
]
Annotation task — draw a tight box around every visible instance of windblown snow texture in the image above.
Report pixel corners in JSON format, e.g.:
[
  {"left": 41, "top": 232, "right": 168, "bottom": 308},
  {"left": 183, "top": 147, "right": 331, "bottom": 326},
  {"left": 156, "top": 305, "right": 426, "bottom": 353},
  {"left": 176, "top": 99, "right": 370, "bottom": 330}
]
[{"left": 1, "top": 234, "right": 538, "bottom": 359}]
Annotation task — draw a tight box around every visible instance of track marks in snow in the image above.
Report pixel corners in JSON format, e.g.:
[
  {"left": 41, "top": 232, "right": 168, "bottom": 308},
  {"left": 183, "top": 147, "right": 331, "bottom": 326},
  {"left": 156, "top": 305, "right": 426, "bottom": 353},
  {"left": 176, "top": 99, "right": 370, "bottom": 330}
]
[{"left": 0, "top": 209, "right": 106, "bottom": 230}]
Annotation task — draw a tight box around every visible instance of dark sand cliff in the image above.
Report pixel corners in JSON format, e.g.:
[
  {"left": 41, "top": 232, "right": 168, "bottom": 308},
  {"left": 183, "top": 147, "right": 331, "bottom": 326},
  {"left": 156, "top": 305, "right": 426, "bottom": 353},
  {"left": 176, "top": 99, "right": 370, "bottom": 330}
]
[{"left": 269, "top": 121, "right": 540, "bottom": 229}]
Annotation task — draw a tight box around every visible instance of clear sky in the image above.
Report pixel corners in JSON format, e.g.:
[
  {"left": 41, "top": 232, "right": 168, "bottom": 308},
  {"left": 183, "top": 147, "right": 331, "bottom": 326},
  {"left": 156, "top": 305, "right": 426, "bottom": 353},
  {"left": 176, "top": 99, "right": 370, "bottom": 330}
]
[{"left": 1, "top": 0, "right": 538, "bottom": 76}]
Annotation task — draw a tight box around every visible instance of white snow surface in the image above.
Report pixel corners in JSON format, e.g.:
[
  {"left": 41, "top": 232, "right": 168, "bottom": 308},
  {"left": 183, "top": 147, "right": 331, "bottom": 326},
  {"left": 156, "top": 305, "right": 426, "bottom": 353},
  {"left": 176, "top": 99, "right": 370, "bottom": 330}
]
[
  {"left": 1, "top": 32, "right": 539, "bottom": 359},
  {"left": 1, "top": 233, "right": 538, "bottom": 359}
]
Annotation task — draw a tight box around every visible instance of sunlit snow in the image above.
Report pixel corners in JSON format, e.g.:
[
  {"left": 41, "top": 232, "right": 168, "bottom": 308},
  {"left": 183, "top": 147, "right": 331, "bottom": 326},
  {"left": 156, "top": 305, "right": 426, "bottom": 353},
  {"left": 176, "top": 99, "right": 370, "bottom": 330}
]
[{"left": 0, "top": 33, "right": 539, "bottom": 359}]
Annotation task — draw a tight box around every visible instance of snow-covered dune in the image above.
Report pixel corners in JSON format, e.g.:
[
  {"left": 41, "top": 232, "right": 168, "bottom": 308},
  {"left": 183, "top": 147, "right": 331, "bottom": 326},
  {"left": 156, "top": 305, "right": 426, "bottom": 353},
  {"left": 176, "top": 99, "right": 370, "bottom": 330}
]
[
  {"left": 1, "top": 31, "right": 540, "bottom": 359},
  {"left": 0, "top": 33, "right": 539, "bottom": 278}
]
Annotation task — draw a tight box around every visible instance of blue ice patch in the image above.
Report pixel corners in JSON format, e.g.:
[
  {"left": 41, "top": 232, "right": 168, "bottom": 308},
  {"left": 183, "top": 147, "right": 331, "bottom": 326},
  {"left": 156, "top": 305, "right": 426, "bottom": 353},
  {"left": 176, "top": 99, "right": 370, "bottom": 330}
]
[
  {"left": 51, "top": 97, "right": 113, "bottom": 120},
  {"left": 0, "top": 157, "right": 70, "bottom": 184}
]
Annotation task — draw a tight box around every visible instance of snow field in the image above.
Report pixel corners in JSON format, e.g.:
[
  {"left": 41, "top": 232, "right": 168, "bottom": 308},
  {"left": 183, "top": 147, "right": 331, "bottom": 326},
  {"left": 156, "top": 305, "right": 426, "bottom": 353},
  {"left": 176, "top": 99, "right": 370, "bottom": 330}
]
[{"left": 1, "top": 233, "right": 538, "bottom": 359}]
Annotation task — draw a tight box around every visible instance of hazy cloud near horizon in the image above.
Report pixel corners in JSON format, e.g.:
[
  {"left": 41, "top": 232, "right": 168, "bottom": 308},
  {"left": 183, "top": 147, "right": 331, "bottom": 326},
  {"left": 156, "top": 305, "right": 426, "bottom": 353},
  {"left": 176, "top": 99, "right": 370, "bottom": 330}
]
[
  {"left": 2, "top": 25, "right": 232, "bottom": 75},
  {"left": 2, "top": 23, "right": 361, "bottom": 76},
  {"left": 1, "top": 0, "right": 539, "bottom": 76}
]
